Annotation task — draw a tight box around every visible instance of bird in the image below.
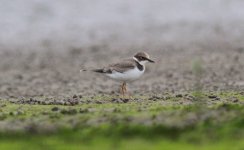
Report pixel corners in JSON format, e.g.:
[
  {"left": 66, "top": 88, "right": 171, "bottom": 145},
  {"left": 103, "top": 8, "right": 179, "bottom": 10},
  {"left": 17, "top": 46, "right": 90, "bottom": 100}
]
[{"left": 81, "top": 52, "right": 155, "bottom": 97}]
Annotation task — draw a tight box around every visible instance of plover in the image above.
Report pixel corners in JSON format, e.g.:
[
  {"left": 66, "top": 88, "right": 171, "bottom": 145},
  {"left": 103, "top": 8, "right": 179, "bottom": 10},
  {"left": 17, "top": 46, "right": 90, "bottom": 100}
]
[{"left": 82, "top": 52, "right": 155, "bottom": 97}]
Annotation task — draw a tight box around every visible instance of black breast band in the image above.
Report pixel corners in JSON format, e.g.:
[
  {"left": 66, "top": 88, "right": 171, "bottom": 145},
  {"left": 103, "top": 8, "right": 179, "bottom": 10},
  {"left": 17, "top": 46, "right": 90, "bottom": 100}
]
[{"left": 136, "top": 62, "right": 144, "bottom": 71}]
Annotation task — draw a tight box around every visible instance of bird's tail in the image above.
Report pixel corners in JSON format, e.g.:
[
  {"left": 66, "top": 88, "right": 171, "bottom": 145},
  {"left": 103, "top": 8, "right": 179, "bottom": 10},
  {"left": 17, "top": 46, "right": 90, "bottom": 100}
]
[
  {"left": 80, "top": 68, "right": 105, "bottom": 73},
  {"left": 80, "top": 69, "right": 88, "bottom": 72},
  {"left": 92, "top": 69, "right": 105, "bottom": 73}
]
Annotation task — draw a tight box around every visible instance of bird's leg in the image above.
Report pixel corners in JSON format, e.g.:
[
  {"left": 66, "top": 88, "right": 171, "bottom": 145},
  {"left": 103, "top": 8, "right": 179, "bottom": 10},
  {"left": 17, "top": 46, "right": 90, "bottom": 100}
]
[
  {"left": 120, "top": 83, "right": 123, "bottom": 95},
  {"left": 120, "top": 82, "right": 125, "bottom": 98},
  {"left": 122, "top": 82, "right": 128, "bottom": 99},
  {"left": 119, "top": 82, "right": 131, "bottom": 99},
  {"left": 124, "top": 82, "right": 133, "bottom": 99},
  {"left": 121, "top": 82, "right": 127, "bottom": 98},
  {"left": 123, "top": 82, "right": 127, "bottom": 94}
]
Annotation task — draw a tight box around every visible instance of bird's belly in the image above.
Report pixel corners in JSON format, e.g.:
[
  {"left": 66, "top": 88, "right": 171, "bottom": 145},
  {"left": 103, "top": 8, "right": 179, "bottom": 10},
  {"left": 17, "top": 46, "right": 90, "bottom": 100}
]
[{"left": 106, "top": 68, "right": 144, "bottom": 81}]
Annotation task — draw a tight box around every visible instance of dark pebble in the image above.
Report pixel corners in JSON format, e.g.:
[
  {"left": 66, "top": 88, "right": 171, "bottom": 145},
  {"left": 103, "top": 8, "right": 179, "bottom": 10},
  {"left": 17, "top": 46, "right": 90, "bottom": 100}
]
[
  {"left": 134, "top": 98, "right": 139, "bottom": 101},
  {"left": 232, "top": 98, "right": 239, "bottom": 103},
  {"left": 69, "top": 100, "right": 79, "bottom": 105},
  {"left": 208, "top": 95, "right": 218, "bottom": 99},
  {"left": 41, "top": 101, "right": 47, "bottom": 105},
  {"left": 86, "top": 100, "right": 92, "bottom": 103},
  {"left": 60, "top": 109, "right": 77, "bottom": 115},
  {"left": 51, "top": 107, "right": 59, "bottom": 111},
  {"left": 95, "top": 101, "right": 102, "bottom": 104},
  {"left": 111, "top": 98, "right": 124, "bottom": 103},
  {"left": 175, "top": 94, "right": 183, "bottom": 98},
  {"left": 164, "top": 96, "right": 171, "bottom": 100},
  {"left": 214, "top": 97, "right": 220, "bottom": 101},
  {"left": 148, "top": 97, "right": 156, "bottom": 101},
  {"left": 152, "top": 96, "right": 161, "bottom": 99},
  {"left": 122, "top": 99, "right": 129, "bottom": 103}
]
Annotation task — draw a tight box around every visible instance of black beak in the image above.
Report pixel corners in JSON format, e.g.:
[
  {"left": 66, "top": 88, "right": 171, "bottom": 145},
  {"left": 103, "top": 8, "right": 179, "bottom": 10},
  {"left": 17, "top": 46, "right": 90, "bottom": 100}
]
[{"left": 147, "top": 58, "right": 155, "bottom": 63}]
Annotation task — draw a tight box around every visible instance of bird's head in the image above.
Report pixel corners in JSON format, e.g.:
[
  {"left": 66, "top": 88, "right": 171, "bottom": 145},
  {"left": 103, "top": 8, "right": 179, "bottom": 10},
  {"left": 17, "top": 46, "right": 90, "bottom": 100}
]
[{"left": 133, "top": 52, "right": 155, "bottom": 65}]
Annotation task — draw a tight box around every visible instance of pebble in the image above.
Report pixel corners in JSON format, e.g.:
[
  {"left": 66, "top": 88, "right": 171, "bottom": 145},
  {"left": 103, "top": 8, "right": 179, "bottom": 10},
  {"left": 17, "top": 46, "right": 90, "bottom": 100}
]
[
  {"left": 95, "top": 101, "right": 103, "bottom": 104},
  {"left": 208, "top": 95, "right": 218, "bottom": 99},
  {"left": 111, "top": 98, "right": 124, "bottom": 103},
  {"left": 51, "top": 107, "right": 59, "bottom": 111},
  {"left": 232, "top": 98, "right": 239, "bottom": 103},
  {"left": 60, "top": 109, "right": 77, "bottom": 115},
  {"left": 122, "top": 99, "right": 129, "bottom": 103},
  {"left": 175, "top": 94, "right": 183, "bottom": 98}
]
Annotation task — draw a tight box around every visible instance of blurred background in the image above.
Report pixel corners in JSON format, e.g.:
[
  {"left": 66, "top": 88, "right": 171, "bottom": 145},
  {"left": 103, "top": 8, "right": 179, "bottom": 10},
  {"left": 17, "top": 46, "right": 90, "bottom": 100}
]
[
  {"left": 0, "top": 0, "right": 244, "bottom": 98},
  {"left": 1, "top": 0, "right": 244, "bottom": 51}
]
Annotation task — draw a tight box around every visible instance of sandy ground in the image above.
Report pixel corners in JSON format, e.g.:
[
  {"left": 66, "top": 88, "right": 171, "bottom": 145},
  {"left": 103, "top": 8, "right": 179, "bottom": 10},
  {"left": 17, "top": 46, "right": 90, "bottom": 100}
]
[{"left": 0, "top": 39, "right": 243, "bottom": 99}]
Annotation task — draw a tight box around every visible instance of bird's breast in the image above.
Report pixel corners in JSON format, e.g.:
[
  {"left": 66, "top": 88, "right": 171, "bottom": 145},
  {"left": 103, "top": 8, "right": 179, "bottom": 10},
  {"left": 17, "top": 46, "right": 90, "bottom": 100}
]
[{"left": 106, "top": 67, "right": 145, "bottom": 81}]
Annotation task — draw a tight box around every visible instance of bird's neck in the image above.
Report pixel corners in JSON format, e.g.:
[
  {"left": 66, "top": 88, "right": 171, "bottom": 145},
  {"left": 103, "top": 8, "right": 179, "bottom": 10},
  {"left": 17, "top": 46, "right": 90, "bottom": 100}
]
[
  {"left": 133, "top": 57, "right": 146, "bottom": 66},
  {"left": 133, "top": 57, "right": 145, "bottom": 71}
]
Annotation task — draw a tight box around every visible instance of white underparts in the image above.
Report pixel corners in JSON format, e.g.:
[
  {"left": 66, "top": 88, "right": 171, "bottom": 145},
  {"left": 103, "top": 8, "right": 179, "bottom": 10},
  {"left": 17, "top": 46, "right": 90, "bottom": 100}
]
[{"left": 106, "top": 66, "right": 145, "bottom": 81}]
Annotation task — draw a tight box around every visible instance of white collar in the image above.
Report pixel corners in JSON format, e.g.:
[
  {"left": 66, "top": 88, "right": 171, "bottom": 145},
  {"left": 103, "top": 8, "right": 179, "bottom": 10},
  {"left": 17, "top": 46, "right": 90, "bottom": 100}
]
[
  {"left": 133, "top": 56, "right": 147, "bottom": 66},
  {"left": 133, "top": 56, "right": 139, "bottom": 63}
]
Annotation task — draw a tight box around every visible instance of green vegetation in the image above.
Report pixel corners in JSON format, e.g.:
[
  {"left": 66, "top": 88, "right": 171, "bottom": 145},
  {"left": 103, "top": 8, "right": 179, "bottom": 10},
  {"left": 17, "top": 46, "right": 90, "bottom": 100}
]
[{"left": 0, "top": 92, "right": 243, "bottom": 150}]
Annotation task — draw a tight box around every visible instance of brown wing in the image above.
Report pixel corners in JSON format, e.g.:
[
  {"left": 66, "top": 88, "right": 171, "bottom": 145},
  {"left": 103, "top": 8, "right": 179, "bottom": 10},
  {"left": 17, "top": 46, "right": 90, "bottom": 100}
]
[{"left": 107, "top": 59, "right": 136, "bottom": 73}]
